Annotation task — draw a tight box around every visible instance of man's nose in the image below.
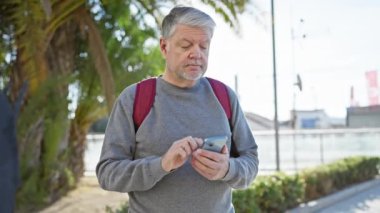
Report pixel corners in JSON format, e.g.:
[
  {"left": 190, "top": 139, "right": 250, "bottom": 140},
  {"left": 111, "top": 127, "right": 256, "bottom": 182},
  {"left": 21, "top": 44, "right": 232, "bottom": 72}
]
[{"left": 189, "top": 46, "right": 201, "bottom": 59}]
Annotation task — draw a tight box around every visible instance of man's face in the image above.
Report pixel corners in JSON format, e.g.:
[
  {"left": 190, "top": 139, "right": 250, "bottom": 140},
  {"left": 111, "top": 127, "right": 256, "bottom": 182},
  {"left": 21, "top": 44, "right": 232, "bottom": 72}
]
[{"left": 160, "top": 24, "right": 212, "bottom": 86}]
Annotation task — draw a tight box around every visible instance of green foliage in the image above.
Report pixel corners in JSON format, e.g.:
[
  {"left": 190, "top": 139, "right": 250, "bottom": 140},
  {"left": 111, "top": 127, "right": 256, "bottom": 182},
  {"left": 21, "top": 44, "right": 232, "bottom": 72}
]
[
  {"left": 94, "top": 0, "right": 164, "bottom": 93},
  {"left": 15, "top": 76, "right": 72, "bottom": 211},
  {"left": 16, "top": 170, "right": 47, "bottom": 212},
  {"left": 200, "top": 0, "right": 249, "bottom": 32},
  {"left": 105, "top": 203, "right": 129, "bottom": 213},
  {"left": 245, "top": 173, "right": 305, "bottom": 213},
  {"left": 64, "top": 168, "right": 76, "bottom": 189},
  {"left": 301, "top": 156, "right": 380, "bottom": 202},
  {"left": 42, "top": 91, "right": 69, "bottom": 170},
  {"left": 253, "top": 175, "right": 285, "bottom": 212},
  {"left": 280, "top": 174, "right": 305, "bottom": 208},
  {"left": 233, "top": 187, "right": 260, "bottom": 213},
  {"left": 230, "top": 156, "right": 379, "bottom": 213},
  {"left": 17, "top": 75, "right": 70, "bottom": 175}
]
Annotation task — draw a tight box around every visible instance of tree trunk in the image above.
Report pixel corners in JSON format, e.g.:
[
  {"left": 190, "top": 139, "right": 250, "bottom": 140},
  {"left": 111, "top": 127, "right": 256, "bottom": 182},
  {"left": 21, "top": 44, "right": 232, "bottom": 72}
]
[
  {"left": 68, "top": 122, "right": 87, "bottom": 182},
  {"left": 16, "top": 21, "right": 78, "bottom": 211}
]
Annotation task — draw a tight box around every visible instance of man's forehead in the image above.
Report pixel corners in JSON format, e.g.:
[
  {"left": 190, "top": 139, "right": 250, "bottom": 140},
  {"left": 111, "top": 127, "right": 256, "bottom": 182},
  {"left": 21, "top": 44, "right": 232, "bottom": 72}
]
[{"left": 173, "top": 25, "right": 212, "bottom": 39}]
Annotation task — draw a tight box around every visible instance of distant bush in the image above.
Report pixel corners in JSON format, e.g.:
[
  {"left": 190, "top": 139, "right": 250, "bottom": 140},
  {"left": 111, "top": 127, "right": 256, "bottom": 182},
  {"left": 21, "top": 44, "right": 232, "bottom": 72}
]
[
  {"left": 232, "top": 156, "right": 380, "bottom": 213},
  {"left": 301, "top": 156, "right": 380, "bottom": 202},
  {"left": 233, "top": 187, "right": 260, "bottom": 213},
  {"left": 105, "top": 203, "right": 128, "bottom": 213},
  {"left": 233, "top": 173, "right": 305, "bottom": 213}
]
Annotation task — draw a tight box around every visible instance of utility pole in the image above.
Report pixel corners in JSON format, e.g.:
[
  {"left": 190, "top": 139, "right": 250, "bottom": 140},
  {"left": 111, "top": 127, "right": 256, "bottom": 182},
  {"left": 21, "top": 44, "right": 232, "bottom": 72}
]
[
  {"left": 234, "top": 74, "right": 240, "bottom": 101},
  {"left": 271, "top": 0, "right": 280, "bottom": 171}
]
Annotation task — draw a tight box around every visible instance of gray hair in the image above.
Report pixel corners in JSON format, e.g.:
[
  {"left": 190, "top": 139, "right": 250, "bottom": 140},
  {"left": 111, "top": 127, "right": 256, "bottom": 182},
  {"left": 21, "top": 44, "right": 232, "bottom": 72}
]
[{"left": 161, "top": 6, "right": 216, "bottom": 38}]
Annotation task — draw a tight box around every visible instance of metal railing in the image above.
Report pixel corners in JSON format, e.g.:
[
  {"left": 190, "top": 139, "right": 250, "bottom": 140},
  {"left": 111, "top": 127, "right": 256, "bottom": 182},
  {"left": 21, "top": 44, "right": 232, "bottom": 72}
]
[{"left": 84, "top": 128, "right": 380, "bottom": 175}]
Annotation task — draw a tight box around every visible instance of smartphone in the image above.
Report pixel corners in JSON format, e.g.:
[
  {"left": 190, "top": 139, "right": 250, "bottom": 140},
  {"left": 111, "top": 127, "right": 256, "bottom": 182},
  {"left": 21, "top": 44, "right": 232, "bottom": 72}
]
[{"left": 201, "top": 135, "right": 228, "bottom": 153}]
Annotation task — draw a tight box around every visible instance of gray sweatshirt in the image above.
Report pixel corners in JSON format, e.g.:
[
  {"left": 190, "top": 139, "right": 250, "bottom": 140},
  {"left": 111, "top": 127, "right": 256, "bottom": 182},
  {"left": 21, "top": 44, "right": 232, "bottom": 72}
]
[{"left": 96, "top": 77, "right": 259, "bottom": 213}]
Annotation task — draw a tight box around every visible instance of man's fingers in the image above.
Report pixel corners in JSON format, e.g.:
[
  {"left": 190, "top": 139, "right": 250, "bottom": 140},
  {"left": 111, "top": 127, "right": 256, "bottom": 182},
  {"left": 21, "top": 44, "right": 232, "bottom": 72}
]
[
  {"left": 192, "top": 156, "right": 214, "bottom": 171},
  {"left": 195, "top": 149, "right": 225, "bottom": 162},
  {"left": 192, "top": 150, "right": 221, "bottom": 169},
  {"left": 221, "top": 145, "right": 228, "bottom": 154},
  {"left": 179, "top": 147, "right": 188, "bottom": 159},
  {"left": 162, "top": 136, "right": 206, "bottom": 172},
  {"left": 193, "top": 137, "right": 203, "bottom": 149},
  {"left": 191, "top": 160, "right": 213, "bottom": 178},
  {"left": 191, "top": 148, "right": 230, "bottom": 180},
  {"left": 180, "top": 143, "right": 191, "bottom": 156},
  {"left": 186, "top": 136, "right": 201, "bottom": 151},
  {"left": 171, "top": 136, "right": 206, "bottom": 160}
]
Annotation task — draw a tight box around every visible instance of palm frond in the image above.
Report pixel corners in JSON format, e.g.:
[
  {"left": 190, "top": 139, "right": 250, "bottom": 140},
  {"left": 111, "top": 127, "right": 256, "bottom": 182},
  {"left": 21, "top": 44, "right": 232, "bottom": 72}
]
[
  {"left": 43, "top": 0, "right": 85, "bottom": 49},
  {"left": 76, "top": 7, "right": 115, "bottom": 113}
]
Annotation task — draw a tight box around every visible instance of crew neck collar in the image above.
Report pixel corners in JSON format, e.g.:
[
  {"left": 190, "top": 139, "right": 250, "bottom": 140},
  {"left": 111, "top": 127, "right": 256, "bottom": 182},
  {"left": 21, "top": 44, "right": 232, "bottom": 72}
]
[{"left": 158, "top": 76, "right": 202, "bottom": 92}]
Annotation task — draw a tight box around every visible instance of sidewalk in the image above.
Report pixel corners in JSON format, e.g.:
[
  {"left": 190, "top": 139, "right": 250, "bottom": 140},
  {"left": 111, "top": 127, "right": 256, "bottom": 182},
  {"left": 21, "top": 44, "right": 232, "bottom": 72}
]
[
  {"left": 289, "top": 177, "right": 380, "bottom": 213},
  {"left": 39, "top": 176, "right": 128, "bottom": 213}
]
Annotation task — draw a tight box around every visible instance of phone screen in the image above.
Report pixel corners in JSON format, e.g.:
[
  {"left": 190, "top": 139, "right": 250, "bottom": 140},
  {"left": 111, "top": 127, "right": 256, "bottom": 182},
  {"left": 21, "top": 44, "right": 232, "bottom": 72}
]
[{"left": 201, "top": 135, "right": 228, "bottom": 153}]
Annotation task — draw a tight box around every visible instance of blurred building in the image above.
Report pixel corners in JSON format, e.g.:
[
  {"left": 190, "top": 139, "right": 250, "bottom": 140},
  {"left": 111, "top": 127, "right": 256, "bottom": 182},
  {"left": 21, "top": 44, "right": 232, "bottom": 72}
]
[
  {"left": 346, "top": 105, "right": 380, "bottom": 128},
  {"left": 244, "top": 110, "right": 347, "bottom": 130},
  {"left": 245, "top": 112, "right": 274, "bottom": 130},
  {"left": 290, "top": 109, "right": 345, "bottom": 129}
]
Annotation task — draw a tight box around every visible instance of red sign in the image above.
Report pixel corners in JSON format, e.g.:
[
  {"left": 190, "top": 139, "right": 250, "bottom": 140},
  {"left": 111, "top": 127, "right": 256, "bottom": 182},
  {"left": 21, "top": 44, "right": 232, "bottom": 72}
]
[{"left": 365, "top": 70, "right": 379, "bottom": 106}]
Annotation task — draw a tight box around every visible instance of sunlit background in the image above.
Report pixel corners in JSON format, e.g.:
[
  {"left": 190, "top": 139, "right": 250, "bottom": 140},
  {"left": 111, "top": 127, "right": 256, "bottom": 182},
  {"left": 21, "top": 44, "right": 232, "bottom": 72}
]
[{"left": 203, "top": 0, "right": 380, "bottom": 121}]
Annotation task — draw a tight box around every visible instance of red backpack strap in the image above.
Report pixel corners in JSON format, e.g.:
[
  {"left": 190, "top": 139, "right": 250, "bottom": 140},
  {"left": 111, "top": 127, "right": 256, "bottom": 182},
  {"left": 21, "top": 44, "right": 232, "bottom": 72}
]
[
  {"left": 206, "top": 77, "right": 239, "bottom": 158},
  {"left": 133, "top": 78, "right": 157, "bottom": 130},
  {"left": 206, "top": 77, "right": 232, "bottom": 122}
]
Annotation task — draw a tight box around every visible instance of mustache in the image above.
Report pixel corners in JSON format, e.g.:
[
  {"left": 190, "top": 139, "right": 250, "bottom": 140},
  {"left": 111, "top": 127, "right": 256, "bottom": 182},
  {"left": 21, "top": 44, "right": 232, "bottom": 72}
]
[{"left": 185, "top": 63, "right": 202, "bottom": 66}]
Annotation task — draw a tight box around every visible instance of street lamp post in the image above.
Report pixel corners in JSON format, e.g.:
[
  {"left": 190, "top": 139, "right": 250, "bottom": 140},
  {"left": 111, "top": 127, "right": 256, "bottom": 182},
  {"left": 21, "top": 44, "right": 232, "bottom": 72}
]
[{"left": 270, "top": 0, "right": 280, "bottom": 171}]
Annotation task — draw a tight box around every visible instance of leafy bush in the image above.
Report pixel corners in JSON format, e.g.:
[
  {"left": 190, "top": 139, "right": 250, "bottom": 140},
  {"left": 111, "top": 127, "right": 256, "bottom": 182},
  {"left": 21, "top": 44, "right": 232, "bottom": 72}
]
[
  {"left": 252, "top": 175, "right": 286, "bottom": 212},
  {"left": 301, "top": 165, "right": 334, "bottom": 201},
  {"left": 233, "top": 187, "right": 260, "bottom": 213},
  {"left": 232, "top": 156, "right": 379, "bottom": 212},
  {"left": 280, "top": 174, "right": 305, "bottom": 208},
  {"left": 105, "top": 203, "right": 129, "bottom": 213},
  {"left": 233, "top": 173, "right": 305, "bottom": 213},
  {"left": 301, "top": 156, "right": 380, "bottom": 202}
]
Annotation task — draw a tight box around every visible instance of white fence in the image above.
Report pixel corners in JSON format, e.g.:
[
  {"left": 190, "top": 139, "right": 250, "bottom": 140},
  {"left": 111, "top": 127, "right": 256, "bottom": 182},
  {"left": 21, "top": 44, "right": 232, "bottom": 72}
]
[
  {"left": 255, "top": 128, "right": 380, "bottom": 171},
  {"left": 85, "top": 128, "right": 380, "bottom": 175}
]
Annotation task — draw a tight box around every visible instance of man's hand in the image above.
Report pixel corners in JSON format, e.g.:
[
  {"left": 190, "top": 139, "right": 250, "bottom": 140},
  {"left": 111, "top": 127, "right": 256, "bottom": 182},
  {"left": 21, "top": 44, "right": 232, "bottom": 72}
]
[
  {"left": 161, "top": 136, "right": 203, "bottom": 172},
  {"left": 191, "top": 145, "right": 230, "bottom": 180}
]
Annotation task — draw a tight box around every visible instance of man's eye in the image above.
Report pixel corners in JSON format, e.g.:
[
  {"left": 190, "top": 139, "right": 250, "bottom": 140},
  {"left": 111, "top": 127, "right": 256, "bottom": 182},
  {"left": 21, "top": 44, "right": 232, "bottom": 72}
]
[{"left": 181, "top": 46, "right": 190, "bottom": 49}]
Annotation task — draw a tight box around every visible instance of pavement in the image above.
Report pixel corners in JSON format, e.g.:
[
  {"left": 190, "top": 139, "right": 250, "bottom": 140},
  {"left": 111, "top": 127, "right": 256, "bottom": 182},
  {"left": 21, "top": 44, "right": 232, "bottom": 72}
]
[
  {"left": 38, "top": 176, "right": 128, "bottom": 213},
  {"left": 288, "top": 177, "right": 380, "bottom": 213}
]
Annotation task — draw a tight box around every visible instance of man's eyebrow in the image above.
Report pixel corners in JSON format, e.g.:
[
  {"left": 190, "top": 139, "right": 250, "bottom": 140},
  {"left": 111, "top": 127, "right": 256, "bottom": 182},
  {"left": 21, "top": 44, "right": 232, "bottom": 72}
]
[{"left": 179, "top": 39, "right": 192, "bottom": 44}]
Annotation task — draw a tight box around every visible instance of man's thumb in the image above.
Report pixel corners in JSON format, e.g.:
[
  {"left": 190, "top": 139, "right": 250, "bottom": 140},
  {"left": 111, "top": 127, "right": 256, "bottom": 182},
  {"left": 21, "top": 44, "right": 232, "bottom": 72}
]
[{"left": 221, "top": 145, "right": 229, "bottom": 154}]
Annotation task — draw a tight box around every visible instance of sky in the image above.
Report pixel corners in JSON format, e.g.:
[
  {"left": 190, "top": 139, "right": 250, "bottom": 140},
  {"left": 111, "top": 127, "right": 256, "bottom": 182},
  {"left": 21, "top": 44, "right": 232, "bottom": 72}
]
[{"left": 187, "top": 0, "right": 380, "bottom": 121}]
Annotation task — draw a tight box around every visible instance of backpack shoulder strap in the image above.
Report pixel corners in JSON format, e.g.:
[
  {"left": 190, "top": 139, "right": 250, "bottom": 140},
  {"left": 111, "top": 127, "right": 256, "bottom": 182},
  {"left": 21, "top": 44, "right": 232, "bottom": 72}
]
[
  {"left": 133, "top": 78, "right": 156, "bottom": 130},
  {"left": 206, "top": 77, "right": 239, "bottom": 158},
  {"left": 206, "top": 77, "right": 232, "bottom": 121}
]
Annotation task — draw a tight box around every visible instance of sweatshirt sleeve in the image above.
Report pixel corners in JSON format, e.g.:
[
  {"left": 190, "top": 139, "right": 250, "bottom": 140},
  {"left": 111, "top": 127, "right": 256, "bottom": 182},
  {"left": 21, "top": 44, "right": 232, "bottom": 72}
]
[
  {"left": 220, "top": 87, "right": 259, "bottom": 189},
  {"left": 96, "top": 85, "right": 169, "bottom": 193}
]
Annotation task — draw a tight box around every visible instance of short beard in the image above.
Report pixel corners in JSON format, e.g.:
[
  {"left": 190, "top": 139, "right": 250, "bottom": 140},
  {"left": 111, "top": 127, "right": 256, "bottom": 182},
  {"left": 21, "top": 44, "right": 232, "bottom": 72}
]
[{"left": 180, "top": 70, "right": 205, "bottom": 81}]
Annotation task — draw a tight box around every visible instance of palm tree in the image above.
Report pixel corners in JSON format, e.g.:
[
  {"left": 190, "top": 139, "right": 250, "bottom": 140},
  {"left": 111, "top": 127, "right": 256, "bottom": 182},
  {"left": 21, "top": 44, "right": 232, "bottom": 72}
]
[{"left": 0, "top": 0, "right": 251, "bottom": 210}]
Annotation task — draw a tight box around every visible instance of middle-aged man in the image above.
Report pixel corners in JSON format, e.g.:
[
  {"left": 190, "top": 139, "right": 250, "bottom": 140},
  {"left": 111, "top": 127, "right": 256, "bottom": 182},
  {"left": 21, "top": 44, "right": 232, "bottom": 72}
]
[{"left": 96, "top": 6, "right": 259, "bottom": 213}]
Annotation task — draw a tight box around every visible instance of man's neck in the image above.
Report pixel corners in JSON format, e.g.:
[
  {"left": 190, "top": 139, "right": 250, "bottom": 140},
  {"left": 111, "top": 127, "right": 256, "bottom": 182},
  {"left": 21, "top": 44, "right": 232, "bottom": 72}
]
[{"left": 162, "top": 72, "right": 198, "bottom": 88}]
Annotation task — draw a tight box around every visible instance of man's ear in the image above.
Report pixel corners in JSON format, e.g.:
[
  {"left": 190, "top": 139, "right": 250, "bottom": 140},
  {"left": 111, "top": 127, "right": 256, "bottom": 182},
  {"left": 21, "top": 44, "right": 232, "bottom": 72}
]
[{"left": 159, "top": 38, "right": 168, "bottom": 57}]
